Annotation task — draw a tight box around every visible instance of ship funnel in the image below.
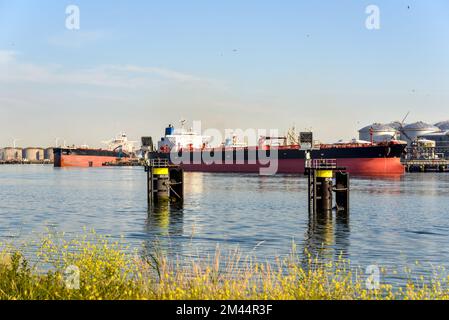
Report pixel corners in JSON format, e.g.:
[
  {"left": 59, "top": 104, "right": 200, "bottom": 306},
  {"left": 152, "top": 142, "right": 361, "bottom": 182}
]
[{"left": 165, "top": 125, "right": 175, "bottom": 136}]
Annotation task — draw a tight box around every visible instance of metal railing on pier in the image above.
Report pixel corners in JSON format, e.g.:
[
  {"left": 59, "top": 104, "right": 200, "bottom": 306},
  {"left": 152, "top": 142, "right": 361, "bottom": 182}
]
[
  {"left": 147, "top": 158, "right": 170, "bottom": 168},
  {"left": 305, "top": 159, "right": 338, "bottom": 170}
]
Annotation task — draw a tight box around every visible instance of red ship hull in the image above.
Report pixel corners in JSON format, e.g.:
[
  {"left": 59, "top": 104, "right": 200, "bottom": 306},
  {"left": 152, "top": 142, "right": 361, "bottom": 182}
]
[
  {"left": 56, "top": 154, "right": 119, "bottom": 167},
  {"left": 152, "top": 142, "right": 407, "bottom": 175},
  {"left": 181, "top": 157, "right": 404, "bottom": 175},
  {"left": 53, "top": 148, "right": 128, "bottom": 167}
]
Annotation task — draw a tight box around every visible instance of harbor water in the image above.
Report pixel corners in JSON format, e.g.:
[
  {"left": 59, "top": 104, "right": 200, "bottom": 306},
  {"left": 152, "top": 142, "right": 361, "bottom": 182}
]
[{"left": 1, "top": 165, "right": 449, "bottom": 285}]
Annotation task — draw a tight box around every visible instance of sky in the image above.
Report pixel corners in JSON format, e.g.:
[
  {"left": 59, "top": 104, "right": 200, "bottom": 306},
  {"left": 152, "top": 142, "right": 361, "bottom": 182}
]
[{"left": 1, "top": 0, "right": 449, "bottom": 147}]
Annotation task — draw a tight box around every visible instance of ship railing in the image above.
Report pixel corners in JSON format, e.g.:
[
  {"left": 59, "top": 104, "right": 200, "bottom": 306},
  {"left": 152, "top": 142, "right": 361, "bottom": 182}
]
[
  {"left": 148, "top": 158, "right": 170, "bottom": 168},
  {"left": 308, "top": 159, "right": 338, "bottom": 169}
]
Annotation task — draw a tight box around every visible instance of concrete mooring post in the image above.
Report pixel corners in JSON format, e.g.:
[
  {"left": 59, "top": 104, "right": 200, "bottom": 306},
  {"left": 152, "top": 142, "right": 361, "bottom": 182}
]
[
  {"left": 306, "top": 159, "right": 349, "bottom": 216},
  {"left": 145, "top": 158, "right": 184, "bottom": 207}
]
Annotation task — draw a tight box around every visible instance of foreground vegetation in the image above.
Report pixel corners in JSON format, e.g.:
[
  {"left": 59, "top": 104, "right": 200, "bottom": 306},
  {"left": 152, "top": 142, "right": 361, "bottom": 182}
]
[{"left": 1, "top": 232, "right": 449, "bottom": 300}]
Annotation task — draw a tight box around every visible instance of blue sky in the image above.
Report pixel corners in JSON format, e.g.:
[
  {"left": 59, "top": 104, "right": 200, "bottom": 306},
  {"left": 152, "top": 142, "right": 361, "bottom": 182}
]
[{"left": 1, "top": 0, "right": 449, "bottom": 147}]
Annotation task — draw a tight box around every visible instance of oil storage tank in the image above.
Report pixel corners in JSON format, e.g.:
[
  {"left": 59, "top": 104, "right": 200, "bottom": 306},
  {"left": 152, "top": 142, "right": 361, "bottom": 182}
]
[
  {"left": 0, "top": 148, "right": 23, "bottom": 162},
  {"left": 388, "top": 121, "right": 403, "bottom": 130},
  {"left": 387, "top": 121, "right": 406, "bottom": 140},
  {"left": 44, "top": 148, "right": 54, "bottom": 162},
  {"left": 402, "top": 122, "right": 440, "bottom": 144},
  {"left": 435, "top": 120, "right": 449, "bottom": 131},
  {"left": 358, "top": 123, "right": 398, "bottom": 142},
  {"left": 23, "top": 148, "right": 45, "bottom": 162}
]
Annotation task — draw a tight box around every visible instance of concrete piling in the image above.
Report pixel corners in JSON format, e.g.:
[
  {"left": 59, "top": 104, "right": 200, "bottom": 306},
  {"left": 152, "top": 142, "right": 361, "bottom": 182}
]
[
  {"left": 306, "top": 159, "right": 349, "bottom": 216},
  {"left": 145, "top": 158, "right": 184, "bottom": 207},
  {"left": 335, "top": 171, "right": 350, "bottom": 214}
]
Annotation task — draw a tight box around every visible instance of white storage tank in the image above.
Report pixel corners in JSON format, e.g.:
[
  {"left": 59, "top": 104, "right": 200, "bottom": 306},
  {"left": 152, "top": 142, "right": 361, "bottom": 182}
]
[
  {"left": 387, "top": 121, "right": 406, "bottom": 140},
  {"left": 358, "top": 123, "right": 398, "bottom": 142},
  {"left": 23, "top": 148, "right": 45, "bottom": 161},
  {"left": 0, "top": 148, "right": 23, "bottom": 161},
  {"left": 402, "top": 122, "right": 440, "bottom": 144},
  {"left": 44, "top": 148, "right": 54, "bottom": 162},
  {"left": 387, "top": 121, "right": 404, "bottom": 131},
  {"left": 435, "top": 120, "right": 449, "bottom": 131}
]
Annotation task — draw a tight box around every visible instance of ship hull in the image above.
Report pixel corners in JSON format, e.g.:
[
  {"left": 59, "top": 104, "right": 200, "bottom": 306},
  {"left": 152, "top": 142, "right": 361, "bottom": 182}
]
[
  {"left": 180, "top": 158, "right": 404, "bottom": 175},
  {"left": 53, "top": 148, "right": 128, "bottom": 168},
  {"left": 152, "top": 143, "right": 406, "bottom": 175}
]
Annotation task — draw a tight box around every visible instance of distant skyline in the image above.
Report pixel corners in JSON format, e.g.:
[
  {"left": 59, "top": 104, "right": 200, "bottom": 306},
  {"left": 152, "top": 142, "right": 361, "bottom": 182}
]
[{"left": 1, "top": 0, "right": 449, "bottom": 147}]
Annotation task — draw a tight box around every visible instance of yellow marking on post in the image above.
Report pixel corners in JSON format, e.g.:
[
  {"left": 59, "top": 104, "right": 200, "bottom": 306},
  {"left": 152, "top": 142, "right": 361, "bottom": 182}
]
[
  {"left": 153, "top": 168, "right": 169, "bottom": 175},
  {"left": 316, "top": 170, "right": 333, "bottom": 178}
]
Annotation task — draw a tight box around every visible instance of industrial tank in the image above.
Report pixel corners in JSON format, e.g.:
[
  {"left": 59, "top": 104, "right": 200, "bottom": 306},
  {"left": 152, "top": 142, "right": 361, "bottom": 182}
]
[
  {"left": 0, "top": 148, "right": 23, "bottom": 161},
  {"left": 358, "top": 123, "right": 398, "bottom": 142},
  {"left": 435, "top": 120, "right": 449, "bottom": 131},
  {"left": 23, "top": 148, "right": 45, "bottom": 161},
  {"left": 388, "top": 121, "right": 403, "bottom": 130},
  {"left": 44, "top": 148, "right": 54, "bottom": 161},
  {"left": 386, "top": 121, "right": 406, "bottom": 140},
  {"left": 402, "top": 122, "right": 440, "bottom": 144}
]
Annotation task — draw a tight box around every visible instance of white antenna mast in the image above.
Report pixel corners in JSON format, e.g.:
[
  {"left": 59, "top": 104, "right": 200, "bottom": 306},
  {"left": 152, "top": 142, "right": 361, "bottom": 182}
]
[
  {"left": 55, "top": 137, "right": 64, "bottom": 147},
  {"left": 180, "top": 118, "right": 187, "bottom": 129},
  {"left": 12, "top": 138, "right": 20, "bottom": 148}
]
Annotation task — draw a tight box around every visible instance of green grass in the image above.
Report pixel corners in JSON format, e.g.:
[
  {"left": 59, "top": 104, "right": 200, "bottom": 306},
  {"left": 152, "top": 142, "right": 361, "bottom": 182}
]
[{"left": 1, "top": 231, "right": 448, "bottom": 300}]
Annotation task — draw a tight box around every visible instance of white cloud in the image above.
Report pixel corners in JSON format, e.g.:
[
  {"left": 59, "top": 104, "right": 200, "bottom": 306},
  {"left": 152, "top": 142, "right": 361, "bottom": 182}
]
[
  {"left": 107, "top": 65, "right": 203, "bottom": 83},
  {"left": 0, "top": 50, "right": 17, "bottom": 64},
  {"left": 47, "top": 30, "right": 107, "bottom": 48},
  {"left": 0, "top": 49, "right": 211, "bottom": 88}
]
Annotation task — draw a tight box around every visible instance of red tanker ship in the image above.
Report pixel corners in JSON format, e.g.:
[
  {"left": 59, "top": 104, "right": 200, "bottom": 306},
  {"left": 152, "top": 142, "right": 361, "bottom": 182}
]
[
  {"left": 53, "top": 133, "right": 134, "bottom": 168},
  {"left": 53, "top": 148, "right": 129, "bottom": 167}
]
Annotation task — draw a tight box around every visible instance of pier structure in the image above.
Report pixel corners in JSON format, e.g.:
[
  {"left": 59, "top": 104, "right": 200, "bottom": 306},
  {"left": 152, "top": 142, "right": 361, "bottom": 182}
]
[
  {"left": 306, "top": 159, "right": 349, "bottom": 216},
  {"left": 145, "top": 158, "right": 184, "bottom": 207},
  {"left": 402, "top": 159, "right": 449, "bottom": 172}
]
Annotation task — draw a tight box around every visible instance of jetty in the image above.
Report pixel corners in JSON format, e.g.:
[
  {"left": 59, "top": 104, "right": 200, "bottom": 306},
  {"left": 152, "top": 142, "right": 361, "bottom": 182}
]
[{"left": 402, "top": 159, "right": 449, "bottom": 172}]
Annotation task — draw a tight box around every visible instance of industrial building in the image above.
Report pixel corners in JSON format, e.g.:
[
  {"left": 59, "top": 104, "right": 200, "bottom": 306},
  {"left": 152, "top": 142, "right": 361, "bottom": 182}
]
[
  {"left": 358, "top": 123, "right": 399, "bottom": 143},
  {"left": 419, "top": 131, "right": 449, "bottom": 158},
  {"left": 22, "top": 148, "right": 45, "bottom": 162},
  {"left": 0, "top": 148, "right": 23, "bottom": 162}
]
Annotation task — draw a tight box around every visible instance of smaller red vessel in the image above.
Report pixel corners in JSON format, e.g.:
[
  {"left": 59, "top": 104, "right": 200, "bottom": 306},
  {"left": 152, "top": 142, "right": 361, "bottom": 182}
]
[
  {"left": 53, "top": 132, "right": 134, "bottom": 168},
  {"left": 53, "top": 148, "right": 129, "bottom": 167}
]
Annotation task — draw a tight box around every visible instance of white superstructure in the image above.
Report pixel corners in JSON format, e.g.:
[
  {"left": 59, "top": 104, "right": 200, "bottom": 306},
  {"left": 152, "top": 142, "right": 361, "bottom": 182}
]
[
  {"left": 157, "top": 124, "right": 211, "bottom": 152},
  {"left": 102, "top": 132, "right": 136, "bottom": 154}
]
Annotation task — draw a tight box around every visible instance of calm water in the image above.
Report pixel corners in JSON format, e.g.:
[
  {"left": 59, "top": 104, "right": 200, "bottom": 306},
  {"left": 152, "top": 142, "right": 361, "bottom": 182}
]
[{"left": 2, "top": 165, "right": 449, "bottom": 284}]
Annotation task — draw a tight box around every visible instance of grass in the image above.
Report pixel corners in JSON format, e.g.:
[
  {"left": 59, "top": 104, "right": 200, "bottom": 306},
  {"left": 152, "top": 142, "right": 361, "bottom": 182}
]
[{"left": 1, "top": 231, "right": 449, "bottom": 300}]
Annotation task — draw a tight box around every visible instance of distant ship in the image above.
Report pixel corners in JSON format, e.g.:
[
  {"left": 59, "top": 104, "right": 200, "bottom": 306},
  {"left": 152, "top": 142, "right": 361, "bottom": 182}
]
[
  {"left": 54, "top": 132, "right": 135, "bottom": 167},
  {"left": 148, "top": 123, "right": 407, "bottom": 175}
]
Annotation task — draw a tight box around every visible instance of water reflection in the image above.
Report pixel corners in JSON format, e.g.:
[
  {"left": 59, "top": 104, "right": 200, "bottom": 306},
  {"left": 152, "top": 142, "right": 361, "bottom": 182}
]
[
  {"left": 335, "top": 214, "right": 350, "bottom": 259},
  {"left": 184, "top": 172, "right": 204, "bottom": 195},
  {"left": 303, "top": 212, "right": 350, "bottom": 264},
  {"left": 142, "top": 202, "right": 184, "bottom": 257},
  {"left": 355, "top": 174, "right": 404, "bottom": 181},
  {"left": 354, "top": 173, "right": 449, "bottom": 197}
]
